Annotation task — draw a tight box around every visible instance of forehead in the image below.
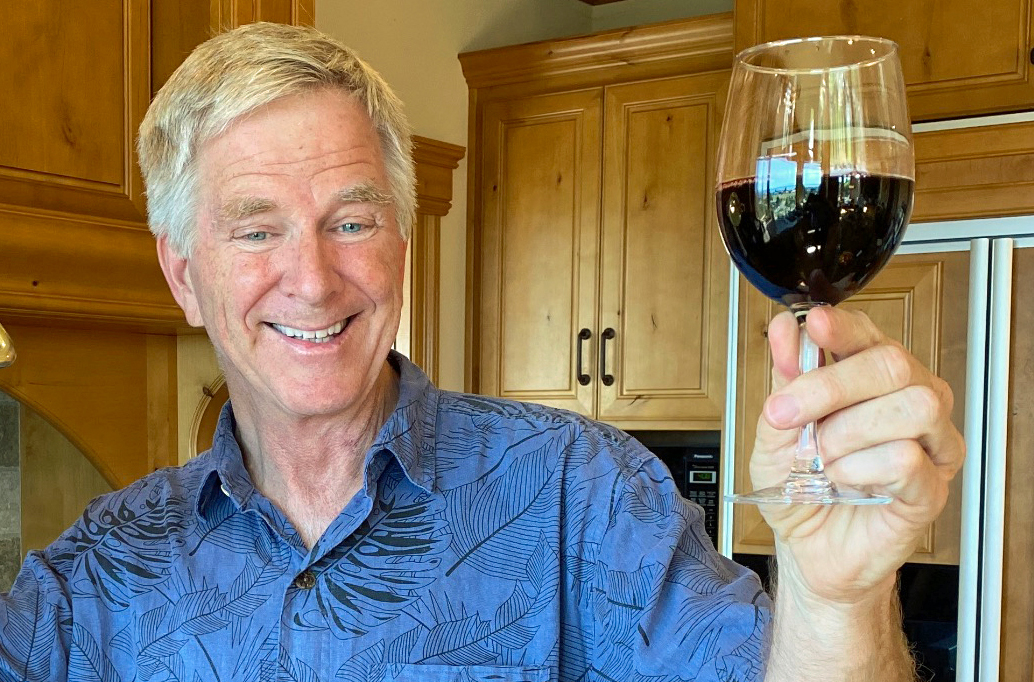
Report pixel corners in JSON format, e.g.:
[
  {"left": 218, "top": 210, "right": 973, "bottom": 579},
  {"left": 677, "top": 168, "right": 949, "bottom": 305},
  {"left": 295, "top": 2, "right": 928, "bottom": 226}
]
[{"left": 195, "top": 89, "right": 388, "bottom": 202}]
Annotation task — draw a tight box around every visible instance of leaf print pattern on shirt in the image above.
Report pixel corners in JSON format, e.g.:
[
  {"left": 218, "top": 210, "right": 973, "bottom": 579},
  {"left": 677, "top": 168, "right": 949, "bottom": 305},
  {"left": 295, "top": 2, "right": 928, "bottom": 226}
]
[
  {"left": 70, "top": 623, "right": 122, "bottom": 682},
  {"left": 443, "top": 430, "right": 566, "bottom": 580},
  {"left": 293, "top": 467, "right": 450, "bottom": 638},
  {"left": 49, "top": 481, "right": 187, "bottom": 610},
  {"left": 2, "top": 571, "right": 57, "bottom": 682},
  {"left": 280, "top": 647, "right": 322, "bottom": 682}
]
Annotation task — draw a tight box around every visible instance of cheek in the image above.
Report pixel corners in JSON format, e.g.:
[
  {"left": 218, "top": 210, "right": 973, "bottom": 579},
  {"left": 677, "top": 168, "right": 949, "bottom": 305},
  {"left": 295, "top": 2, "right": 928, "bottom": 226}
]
[
  {"left": 358, "top": 244, "right": 407, "bottom": 300},
  {"left": 207, "top": 256, "right": 273, "bottom": 320}
]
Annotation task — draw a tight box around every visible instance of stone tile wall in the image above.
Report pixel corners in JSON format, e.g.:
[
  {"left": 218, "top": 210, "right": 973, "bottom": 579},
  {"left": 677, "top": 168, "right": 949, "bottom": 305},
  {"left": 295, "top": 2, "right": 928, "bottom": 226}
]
[{"left": 0, "top": 392, "right": 20, "bottom": 591}]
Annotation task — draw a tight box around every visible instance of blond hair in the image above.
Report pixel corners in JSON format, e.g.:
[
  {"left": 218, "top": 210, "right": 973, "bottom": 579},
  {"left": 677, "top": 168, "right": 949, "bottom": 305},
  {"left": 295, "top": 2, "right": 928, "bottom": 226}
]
[{"left": 138, "top": 22, "right": 415, "bottom": 255}]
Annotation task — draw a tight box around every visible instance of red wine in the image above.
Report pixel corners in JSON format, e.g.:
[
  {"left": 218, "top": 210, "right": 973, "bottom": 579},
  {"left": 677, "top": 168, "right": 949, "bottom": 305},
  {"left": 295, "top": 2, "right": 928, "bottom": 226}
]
[{"left": 717, "top": 173, "right": 913, "bottom": 306}]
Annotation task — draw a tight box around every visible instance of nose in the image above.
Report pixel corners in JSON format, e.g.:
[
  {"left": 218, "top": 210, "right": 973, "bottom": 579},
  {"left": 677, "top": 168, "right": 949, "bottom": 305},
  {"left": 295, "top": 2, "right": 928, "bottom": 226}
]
[{"left": 279, "top": 230, "right": 342, "bottom": 305}]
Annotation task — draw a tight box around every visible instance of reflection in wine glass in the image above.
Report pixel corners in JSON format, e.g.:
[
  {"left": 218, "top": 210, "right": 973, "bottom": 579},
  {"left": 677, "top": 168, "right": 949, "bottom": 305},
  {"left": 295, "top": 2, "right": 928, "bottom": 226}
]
[
  {"left": 717, "top": 36, "right": 914, "bottom": 505},
  {"left": 0, "top": 323, "right": 15, "bottom": 368}
]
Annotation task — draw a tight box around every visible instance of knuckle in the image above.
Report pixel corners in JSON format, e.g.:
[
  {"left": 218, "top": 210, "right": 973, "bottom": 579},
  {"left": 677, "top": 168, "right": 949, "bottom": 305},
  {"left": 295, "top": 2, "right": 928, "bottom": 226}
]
[
  {"left": 936, "top": 376, "right": 956, "bottom": 413},
  {"left": 850, "top": 308, "right": 883, "bottom": 342},
  {"left": 904, "top": 384, "right": 943, "bottom": 425},
  {"left": 876, "top": 344, "right": 914, "bottom": 389},
  {"left": 888, "top": 441, "right": 926, "bottom": 480},
  {"left": 955, "top": 431, "right": 968, "bottom": 469},
  {"left": 846, "top": 307, "right": 870, "bottom": 326}
]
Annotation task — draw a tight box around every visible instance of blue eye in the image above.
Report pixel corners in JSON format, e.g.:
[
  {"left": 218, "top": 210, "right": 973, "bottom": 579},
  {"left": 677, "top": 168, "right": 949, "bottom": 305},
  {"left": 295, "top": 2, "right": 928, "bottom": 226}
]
[
  {"left": 338, "top": 222, "right": 365, "bottom": 234},
  {"left": 244, "top": 231, "right": 269, "bottom": 242}
]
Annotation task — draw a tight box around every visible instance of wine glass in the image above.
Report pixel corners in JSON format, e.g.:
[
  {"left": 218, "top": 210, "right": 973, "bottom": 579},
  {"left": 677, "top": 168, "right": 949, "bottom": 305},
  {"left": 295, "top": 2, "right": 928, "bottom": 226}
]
[{"left": 717, "top": 36, "right": 914, "bottom": 505}]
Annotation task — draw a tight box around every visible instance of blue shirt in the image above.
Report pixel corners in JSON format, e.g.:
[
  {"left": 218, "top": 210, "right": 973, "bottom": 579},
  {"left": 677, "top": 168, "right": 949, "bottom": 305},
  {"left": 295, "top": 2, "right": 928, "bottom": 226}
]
[{"left": 0, "top": 353, "right": 769, "bottom": 682}]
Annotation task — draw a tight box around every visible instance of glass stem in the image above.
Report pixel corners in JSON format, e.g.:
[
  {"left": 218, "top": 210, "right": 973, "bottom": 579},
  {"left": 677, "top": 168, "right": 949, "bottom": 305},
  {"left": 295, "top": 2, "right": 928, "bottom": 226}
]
[{"left": 786, "top": 305, "right": 836, "bottom": 496}]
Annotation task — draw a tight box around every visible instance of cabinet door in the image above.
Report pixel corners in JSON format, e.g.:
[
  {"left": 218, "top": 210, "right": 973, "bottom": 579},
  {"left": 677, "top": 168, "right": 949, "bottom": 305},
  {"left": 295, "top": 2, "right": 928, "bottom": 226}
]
[
  {"left": 998, "top": 245, "right": 1034, "bottom": 682},
  {"left": 733, "top": 251, "right": 969, "bottom": 563},
  {"left": 735, "top": 0, "right": 1034, "bottom": 121},
  {"left": 596, "top": 73, "right": 729, "bottom": 429},
  {"left": 478, "top": 91, "right": 602, "bottom": 414}
]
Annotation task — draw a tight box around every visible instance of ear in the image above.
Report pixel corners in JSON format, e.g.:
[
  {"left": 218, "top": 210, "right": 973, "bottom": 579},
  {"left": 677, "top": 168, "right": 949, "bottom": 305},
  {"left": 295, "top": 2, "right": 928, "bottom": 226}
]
[{"left": 156, "top": 235, "right": 204, "bottom": 328}]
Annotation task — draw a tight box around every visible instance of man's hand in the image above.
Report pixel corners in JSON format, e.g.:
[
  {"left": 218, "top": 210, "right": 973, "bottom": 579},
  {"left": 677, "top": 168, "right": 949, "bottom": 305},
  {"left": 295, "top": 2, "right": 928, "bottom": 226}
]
[{"left": 754, "top": 306, "right": 965, "bottom": 605}]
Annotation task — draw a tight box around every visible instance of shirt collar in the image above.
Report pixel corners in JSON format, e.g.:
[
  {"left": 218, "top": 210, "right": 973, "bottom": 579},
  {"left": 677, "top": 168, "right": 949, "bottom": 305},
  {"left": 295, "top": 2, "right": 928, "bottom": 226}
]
[{"left": 195, "top": 351, "right": 440, "bottom": 520}]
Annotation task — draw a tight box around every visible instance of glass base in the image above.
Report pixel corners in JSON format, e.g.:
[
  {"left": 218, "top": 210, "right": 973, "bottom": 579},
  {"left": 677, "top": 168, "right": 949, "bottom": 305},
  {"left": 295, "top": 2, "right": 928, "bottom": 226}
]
[{"left": 727, "top": 479, "right": 892, "bottom": 506}]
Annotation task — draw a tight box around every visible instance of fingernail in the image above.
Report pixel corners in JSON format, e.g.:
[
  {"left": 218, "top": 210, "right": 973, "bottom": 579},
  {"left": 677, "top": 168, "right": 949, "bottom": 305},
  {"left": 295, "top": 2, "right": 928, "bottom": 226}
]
[{"left": 768, "top": 395, "right": 799, "bottom": 425}]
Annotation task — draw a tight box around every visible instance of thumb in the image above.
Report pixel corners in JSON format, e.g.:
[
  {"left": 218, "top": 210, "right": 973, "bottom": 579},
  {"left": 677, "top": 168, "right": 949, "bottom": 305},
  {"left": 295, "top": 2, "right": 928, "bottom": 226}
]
[
  {"left": 749, "top": 311, "right": 803, "bottom": 490},
  {"left": 767, "top": 311, "right": 801, "bottom": 392}
]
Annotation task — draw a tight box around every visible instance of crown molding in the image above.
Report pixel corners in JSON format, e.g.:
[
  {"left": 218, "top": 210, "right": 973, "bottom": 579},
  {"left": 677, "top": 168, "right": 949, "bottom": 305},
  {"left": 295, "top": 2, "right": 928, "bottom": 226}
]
[{"left": 460, "top": 13, "right": 734, "bottom": 91}]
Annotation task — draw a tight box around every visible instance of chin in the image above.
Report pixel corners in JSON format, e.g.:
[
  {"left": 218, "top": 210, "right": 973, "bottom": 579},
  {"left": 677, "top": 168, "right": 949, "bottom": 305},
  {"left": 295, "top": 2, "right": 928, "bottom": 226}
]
[
  {"left": 275, "top": 380, "right": 368, "bottom": 417},
  {"left": 276, "top": 389, "right": 362, "bottom": 418}
]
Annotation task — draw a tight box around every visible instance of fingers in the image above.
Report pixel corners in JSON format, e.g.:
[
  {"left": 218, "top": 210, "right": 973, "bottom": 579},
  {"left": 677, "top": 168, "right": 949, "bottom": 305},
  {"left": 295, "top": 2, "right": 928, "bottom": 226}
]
[
  {"left": 765, "top": 306, "right": 884, "bottom": 396},
  {"left": 803, "top": 306, "right": 886, "bottom": 361},
  {"left": 817, "top": 384, "right": 965, "bottom": 473},
  {"left": 823, "top": 440, "right": 952, "bottom": 523},
  {"left": 760, "top": 306, "right": 965, "bottom": 500},
  {"left": 763, "top": 340, "right": 937, "bottom": 430}
]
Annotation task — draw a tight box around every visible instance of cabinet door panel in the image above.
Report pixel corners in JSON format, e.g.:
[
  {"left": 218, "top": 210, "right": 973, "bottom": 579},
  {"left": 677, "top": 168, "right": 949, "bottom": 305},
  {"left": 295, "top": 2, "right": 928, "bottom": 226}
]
[
  {"left": 0, "top": 0, "right": 149, "bottom": 221},
  {"left": 735, "top": 0, "right": 1034, "bottom": 120},
  {"left": 999, "top": 245, "right": 1034, "bottom": 682},
  {"left": 479, "top": 91, "right": 602, "bottom": 414},
  {"left": 597, "top": 73, "right": 729, "bottom": 428},
  {"left": 733, "top": 251, "right": 968, "bottom": 563}
]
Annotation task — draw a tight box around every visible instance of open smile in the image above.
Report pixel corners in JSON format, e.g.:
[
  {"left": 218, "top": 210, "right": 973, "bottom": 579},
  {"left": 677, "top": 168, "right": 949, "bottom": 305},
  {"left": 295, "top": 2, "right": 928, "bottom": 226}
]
[{"left": 267, "top": 316, "right": 355, "bottom": 344}]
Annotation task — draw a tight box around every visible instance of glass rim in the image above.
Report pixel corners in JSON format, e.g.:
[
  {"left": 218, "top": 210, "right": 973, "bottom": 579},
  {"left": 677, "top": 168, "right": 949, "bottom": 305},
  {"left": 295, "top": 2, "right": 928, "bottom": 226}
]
[{"left": 735, "top": 35, "right": 900, "bottom": 75}]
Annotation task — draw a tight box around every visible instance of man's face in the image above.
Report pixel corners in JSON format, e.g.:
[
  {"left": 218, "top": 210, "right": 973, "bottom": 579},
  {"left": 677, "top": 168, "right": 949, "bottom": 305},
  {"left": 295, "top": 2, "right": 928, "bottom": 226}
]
[{"left": 159, "top": 89, "right": 407, "bottom": 420}]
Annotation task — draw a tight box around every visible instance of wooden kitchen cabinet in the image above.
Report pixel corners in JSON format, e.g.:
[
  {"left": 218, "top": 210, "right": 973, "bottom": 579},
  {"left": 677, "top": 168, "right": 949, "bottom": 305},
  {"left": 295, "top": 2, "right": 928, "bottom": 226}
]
[
  {"left": 732, "top": 251, "right": 970, "bottom": 564},
  {"left": 596, "top": 74, "right": 730, "bottom": 426},
  {"left": 478, "top": 90, "right": 603, "bottom": 417},
  {"left": 735, "top": 0, "right": 1034, "bottom": 121},
  {"left": 463, "top": 15, "right": 735, "bottom": 429}
]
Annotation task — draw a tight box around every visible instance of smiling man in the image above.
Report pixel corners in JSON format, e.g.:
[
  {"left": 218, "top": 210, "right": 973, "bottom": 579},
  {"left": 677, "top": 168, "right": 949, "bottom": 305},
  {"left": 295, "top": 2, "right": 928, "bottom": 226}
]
[
  {"left": 0, "top": 22, "right": 962, "bottom": 682},
  {"left": 158, "top": 87, "right": 409, "bottom": 545}
]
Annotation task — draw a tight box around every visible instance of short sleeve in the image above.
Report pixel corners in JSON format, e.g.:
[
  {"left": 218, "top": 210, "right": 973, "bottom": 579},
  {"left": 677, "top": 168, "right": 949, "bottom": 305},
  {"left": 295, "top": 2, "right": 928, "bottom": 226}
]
[
  {"left": 0, "top": 551, "right": 71, "bottom": 682},
  {"left": 592, "top": 452, "right": 771, "bottom": 681}
]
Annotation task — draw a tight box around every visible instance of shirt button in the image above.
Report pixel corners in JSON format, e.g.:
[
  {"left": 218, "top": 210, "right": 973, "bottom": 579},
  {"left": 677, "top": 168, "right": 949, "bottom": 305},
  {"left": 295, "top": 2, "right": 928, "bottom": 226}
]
[{"left": 293, "top": 571, "right": 317, "bottom": 590}]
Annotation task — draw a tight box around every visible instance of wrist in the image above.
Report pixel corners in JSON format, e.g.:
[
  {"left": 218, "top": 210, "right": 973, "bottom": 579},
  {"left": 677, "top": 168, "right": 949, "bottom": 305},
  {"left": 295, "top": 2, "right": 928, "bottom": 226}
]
[
  {"left": 774, "top": 573, "right": 898, "bottom": 642},
  {"left": 773, "top": 539, "right": 898, "bottom": 611},
  {"left": 765, "top": 555, "right": 914, "bottom": 682}
]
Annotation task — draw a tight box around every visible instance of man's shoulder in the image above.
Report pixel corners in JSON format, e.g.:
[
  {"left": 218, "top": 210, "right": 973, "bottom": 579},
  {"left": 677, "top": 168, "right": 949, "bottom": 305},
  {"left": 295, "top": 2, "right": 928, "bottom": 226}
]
[
  {"left": 437, "top": 389, "right": 618, "bottom": 439},
  {"left": 42, "top": 453, "right": 215, "bottom": 573},
  {"left": 81, "top": 450, "right": 214, "bottom": 516},
  {"left": 434, "top": 389, "right": 652, "bottom": 478}
]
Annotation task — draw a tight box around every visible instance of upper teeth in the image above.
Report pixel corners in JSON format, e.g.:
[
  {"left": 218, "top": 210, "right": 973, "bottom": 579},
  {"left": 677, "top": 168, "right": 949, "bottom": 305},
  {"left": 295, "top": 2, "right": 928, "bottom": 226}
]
[{"left": 272, "top": 320, "right": 346, "bottom": 341}]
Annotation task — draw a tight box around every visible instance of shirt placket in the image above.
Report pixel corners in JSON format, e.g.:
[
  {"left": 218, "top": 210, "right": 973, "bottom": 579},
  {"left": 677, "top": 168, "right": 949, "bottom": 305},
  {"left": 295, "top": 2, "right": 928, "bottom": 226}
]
[{"left": 273, "top": 460, "right": 386, "bottom": 680}]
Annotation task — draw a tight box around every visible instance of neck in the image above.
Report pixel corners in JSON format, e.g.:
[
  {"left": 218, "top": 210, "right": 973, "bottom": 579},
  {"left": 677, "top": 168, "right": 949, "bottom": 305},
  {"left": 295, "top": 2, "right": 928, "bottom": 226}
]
[{"left": 229, "top": 361, "right": 400, "bottom": 548}]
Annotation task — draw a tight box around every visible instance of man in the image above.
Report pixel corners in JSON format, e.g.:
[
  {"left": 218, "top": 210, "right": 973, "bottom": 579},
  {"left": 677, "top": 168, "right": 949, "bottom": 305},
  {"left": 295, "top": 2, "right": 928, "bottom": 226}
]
[{"left": 0, "top": 22, "right": 962, "bottom": 682}]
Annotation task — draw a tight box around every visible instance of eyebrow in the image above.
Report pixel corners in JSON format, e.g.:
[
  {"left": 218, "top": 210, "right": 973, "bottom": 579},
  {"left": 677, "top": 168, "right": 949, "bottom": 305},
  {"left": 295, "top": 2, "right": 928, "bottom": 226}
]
[
  {"left": 217, "top": 183, "right": 392, "bottom": 223},
  {"left": 335, "top": 183, "right": 392, "bottom": 206},
  {"left": 218, "top": 196, "right": 278, "bottom": 223}
]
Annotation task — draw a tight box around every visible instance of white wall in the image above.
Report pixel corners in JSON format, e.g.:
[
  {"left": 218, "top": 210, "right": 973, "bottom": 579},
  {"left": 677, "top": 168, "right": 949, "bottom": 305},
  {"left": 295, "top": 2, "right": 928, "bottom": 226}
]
[
  {"left": 590, "top": 0, "right": 732, "bottom": 31},
  {"left": 317, "top": 0, "right": 730, "bottom": 391}
]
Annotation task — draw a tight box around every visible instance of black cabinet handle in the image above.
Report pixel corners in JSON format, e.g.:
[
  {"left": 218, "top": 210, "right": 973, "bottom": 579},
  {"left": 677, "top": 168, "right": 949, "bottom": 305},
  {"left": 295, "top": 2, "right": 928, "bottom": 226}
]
[
  {"left": 600, "top": 327, "right": 615, "bottom": 386},
  {"left": 576, "top": 328, "right": 592, "bottom": 386}
]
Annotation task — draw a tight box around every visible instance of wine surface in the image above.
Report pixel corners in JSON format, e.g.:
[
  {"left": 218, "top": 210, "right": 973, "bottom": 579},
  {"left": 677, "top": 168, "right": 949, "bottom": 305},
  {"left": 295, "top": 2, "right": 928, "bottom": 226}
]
[{"left": 717, "top": 173, "right": 913, "bottom": 306}]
